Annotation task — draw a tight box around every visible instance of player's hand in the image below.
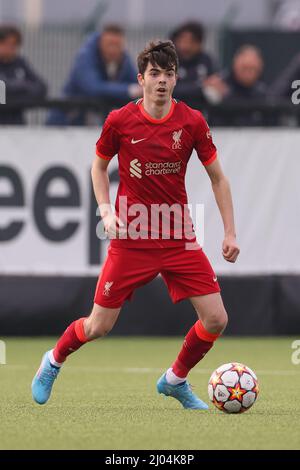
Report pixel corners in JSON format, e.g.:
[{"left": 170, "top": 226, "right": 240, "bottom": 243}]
[
  {"left": 222, "top": 235, "right": 240, "bottom": 263},
  {"left": 102, "top": 213, "right": 127, "bottom": 239},
  {"left": 202, "top": 74, "right": 228, "bottom": 103}
]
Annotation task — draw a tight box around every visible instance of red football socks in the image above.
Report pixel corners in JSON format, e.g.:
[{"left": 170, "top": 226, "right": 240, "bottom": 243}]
[
  {"left": 51, "top": 318, "right": 220, "bottom": 373},
  {"left": 52, "top": 317, "right": 89, "bottom": 364},
  {"left": 171, "top": 320, "right": 220, "bottom": 378}
]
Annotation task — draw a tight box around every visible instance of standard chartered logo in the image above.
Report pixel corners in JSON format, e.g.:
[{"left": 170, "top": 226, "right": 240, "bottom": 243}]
[
  {"left": 130, "top": 159, "right": 142, "bottom": 179},
  {"left": 130, "top": 159, "right": 182, "bottom": 178}
]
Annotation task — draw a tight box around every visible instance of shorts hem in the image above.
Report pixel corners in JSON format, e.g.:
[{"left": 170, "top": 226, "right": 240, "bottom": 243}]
[
  {"left": 171, "top": 286, "right": 221, "bottom": 304},
  {"left": 94, "top": 299, "right": 124, "bottom": 309}
]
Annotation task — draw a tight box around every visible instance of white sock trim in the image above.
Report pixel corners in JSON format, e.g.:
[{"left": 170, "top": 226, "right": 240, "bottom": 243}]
[
  {"left": 48, "top": 349, "right": 63, "bottom": 368},
  {"left": 165, "top": 367, "right": 186, "bottom": 385}
]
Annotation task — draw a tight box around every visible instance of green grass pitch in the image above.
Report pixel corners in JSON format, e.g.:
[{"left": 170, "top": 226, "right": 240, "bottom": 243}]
[{"left": 1, "top": 337, "right": 300, "bottom": 450}]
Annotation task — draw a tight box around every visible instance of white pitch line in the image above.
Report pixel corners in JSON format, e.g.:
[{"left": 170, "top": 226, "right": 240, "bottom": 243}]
[
  {"left": 63, "top": 366, "right": 300, "bottom": 376},
  {"left": 2, "top": 365, "right": 300, "bottom": 376}
]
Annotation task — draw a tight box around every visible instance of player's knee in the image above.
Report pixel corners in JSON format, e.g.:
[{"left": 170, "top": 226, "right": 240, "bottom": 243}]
[
  {"left": 85, "top": 319, "right": 112, "bottom": 340},
  {"left": 206, "top": 309, "right": 228, "bottom": 334},
  {"left": 219, "top": 310, "right": 228, "bottom": 333},
  {"left": 93, "top": 327, "right": 110, "bottom": 339}
]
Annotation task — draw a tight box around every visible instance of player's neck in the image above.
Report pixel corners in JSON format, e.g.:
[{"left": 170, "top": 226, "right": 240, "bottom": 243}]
[{"left": 142, "top": 96, "right": 173, "bottom": 120}]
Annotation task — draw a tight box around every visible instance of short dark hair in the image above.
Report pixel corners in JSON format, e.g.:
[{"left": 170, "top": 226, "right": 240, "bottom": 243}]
[
  {"left": 0, "top": 25, "right": 22, "bottom": 44},
  {"left": 137, "top": 40, "right": 179, "bottom": 75},
  {"left": 170, "top": 21, "right": 204, "bottom": 44},
  {"left": 102, "top": 24, "right": 125, "bottom": 36}
]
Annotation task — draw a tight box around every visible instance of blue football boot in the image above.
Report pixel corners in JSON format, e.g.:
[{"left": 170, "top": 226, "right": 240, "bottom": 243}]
[
  {"left": 157, "top": 373, "right": 209, "bottom": 410},
  {"left": 31, "top": 351, "right": 60, "bottom": 405}
]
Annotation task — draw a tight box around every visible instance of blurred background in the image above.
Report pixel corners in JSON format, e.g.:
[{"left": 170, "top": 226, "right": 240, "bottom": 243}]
[{"left": 0, "top": 0, "right": 300, "bottom": 337}]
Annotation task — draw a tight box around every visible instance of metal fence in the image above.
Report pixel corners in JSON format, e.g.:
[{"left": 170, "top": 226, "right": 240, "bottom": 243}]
[
  {"left": 4, "top": 24, "right": 299, "bottom": 126},
  {"left": 17, "top": 23, "right": 219, "bottom": 125},
  {"left": 21, "top": 23, "right": 219, "bottom": 97}
]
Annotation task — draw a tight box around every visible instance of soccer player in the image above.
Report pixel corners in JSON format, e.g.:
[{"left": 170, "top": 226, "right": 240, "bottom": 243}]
[{"left": 32, "top": 41, "right": 239, "bottom": 409}]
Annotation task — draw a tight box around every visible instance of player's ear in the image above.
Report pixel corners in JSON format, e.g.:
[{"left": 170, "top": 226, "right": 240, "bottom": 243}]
[{"left": 137, "top": 73, "right": 144, "bottom": 86}]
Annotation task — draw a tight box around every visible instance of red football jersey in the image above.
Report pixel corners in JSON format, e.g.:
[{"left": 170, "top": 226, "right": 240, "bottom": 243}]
[{"left": 95, "top": 98, "right": 217, "bottom": 248}]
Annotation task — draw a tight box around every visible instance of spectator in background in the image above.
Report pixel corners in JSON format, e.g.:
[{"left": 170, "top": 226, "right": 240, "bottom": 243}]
[
  {"left": 170, "top": 21, "right": 227, "bottom": 105},
  {"left": 48, "top": 24, "right": 141, "bottom": 126},
  {"left": 215, "top": 45, "right": 267, "bottom": 126},
  {"left": 0, "top": 25, "right": 47, "bottom": 125},
  {"left": 221, "top": 45, "right": 266, "bottom": 101}
]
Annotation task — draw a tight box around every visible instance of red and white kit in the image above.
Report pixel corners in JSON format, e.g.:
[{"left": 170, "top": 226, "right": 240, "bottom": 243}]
[{"left": 94, "top": 99, "right": 220, "bottom": 308}]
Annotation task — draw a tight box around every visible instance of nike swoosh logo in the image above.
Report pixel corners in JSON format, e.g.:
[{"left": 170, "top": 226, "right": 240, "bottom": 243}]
[
  {"left": 131, "top": 138, "right": 147, "bottom": 144},
  {"left": 213, "top": 277, "right": 218, "bottom": 282}
]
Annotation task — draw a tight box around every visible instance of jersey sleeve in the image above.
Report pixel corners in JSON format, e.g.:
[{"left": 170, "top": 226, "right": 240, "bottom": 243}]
[
  {"left": 95, "top": 111, "right": 120, "bottom": 160},
  {"left": 194, "top": 112, "right": 217, "bottom": 166}
]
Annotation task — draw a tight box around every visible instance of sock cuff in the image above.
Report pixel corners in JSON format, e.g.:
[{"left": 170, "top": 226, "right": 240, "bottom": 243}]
[
  {"left": 74, "top": 317, "right": 88, "bottom": 343},
  {"left": 171, "top": 360, "right": 189, "bottom": 379},
  {"left": 195, "top": 320, "right": 220, "bottom": 343},
  {"left": 49, "top": 349, "right": 64, "bottom": 367}
]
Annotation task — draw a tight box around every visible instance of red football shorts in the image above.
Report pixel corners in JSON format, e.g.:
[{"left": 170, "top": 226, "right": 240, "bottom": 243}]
[{"left": 94, "top": 244, "right": 220, "bottom": 309}]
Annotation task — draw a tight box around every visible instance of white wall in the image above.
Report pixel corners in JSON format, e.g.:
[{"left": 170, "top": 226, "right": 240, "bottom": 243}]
[{"left": 1, "top": 126, "right": 299, "bottom": 275}]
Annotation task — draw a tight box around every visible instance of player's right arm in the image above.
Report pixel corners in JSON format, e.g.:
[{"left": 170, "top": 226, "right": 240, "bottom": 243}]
[
  {"left": 91, "top": 155, "right": 126, "bottom": 238},
  {"left": 91, "top": 155, "right": 111, "bottom": 216},
  {"left": 92, "top": 113, "right": 126, "bottom": 238}
]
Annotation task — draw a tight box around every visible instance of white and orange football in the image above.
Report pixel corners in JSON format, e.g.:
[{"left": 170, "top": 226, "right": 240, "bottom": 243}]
[{"left": 208, "top": 362, "right": 259, "bottom": 413}]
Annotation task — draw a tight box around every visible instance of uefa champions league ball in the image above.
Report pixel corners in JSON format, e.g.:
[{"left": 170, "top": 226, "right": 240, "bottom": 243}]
[{"left": 208, "top": 362, "right": 259, "bottom": 413}]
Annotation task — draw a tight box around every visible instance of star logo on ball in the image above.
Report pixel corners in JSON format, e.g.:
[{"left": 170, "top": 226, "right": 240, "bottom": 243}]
[{"left": 228, "top": 383, "right": 247, "bottom": 402}]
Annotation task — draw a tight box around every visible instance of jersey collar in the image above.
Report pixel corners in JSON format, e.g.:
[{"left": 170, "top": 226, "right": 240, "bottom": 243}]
[{"left": 138, "top": 98, "right": 176, "bottom": 124}]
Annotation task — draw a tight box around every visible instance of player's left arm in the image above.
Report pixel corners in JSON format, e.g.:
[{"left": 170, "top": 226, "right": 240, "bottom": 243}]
[{"left": 205, "top": 158, "right": 240, "bottom": 263}]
